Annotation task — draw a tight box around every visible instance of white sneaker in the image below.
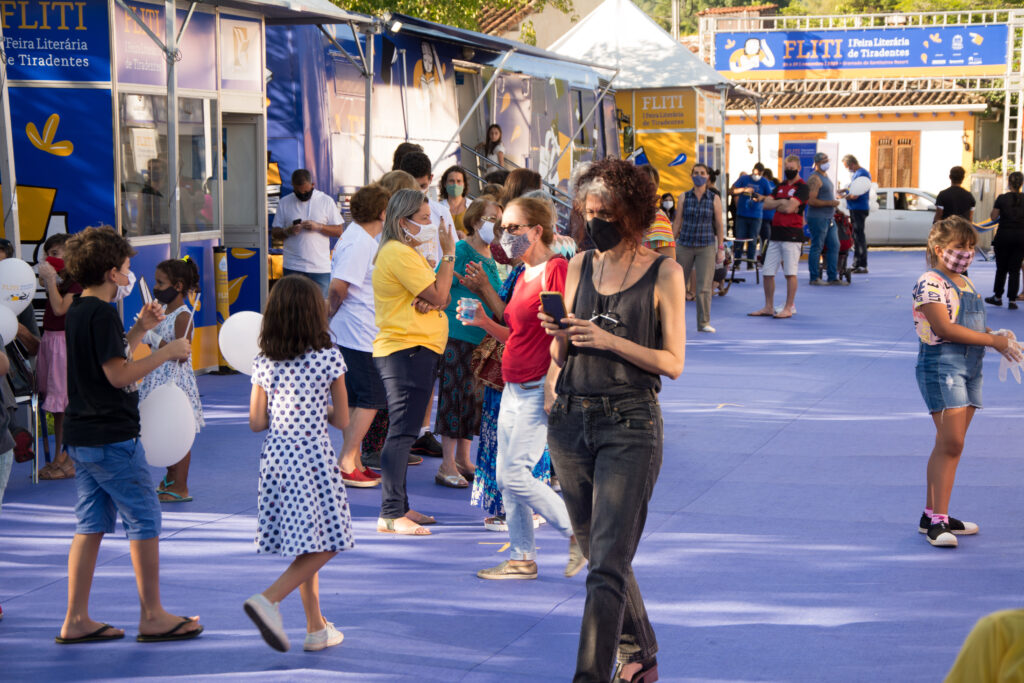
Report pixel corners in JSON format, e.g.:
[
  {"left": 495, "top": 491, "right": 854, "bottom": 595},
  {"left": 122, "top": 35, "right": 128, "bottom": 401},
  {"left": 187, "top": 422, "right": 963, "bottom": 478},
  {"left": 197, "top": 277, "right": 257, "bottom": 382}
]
[
  {"left": 304, "top": 621, "right": 344, "bottom": 651},
  {"left": 244, "top": 593, "right": 290, "bottom": 652},
  {"left": 698, "top": 324, "right": 716, "bottom": 333}
]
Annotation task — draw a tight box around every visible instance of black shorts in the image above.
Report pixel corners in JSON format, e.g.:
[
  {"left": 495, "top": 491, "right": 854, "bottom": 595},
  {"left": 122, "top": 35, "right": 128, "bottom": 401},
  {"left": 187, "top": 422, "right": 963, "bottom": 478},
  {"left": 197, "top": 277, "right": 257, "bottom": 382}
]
[{"left": 339, "top": 345, "right": 387, "bottom": 410}]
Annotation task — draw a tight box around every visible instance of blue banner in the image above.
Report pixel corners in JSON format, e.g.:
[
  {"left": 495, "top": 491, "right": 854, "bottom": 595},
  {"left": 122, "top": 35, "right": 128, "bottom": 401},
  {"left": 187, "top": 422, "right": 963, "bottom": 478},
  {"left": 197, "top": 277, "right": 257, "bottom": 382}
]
[
  {"left": 715, "top": 25, "right": 1008, "bottom": 79},
  {"left": 1, "top": 0, "right": 111, "bottom": 81}
]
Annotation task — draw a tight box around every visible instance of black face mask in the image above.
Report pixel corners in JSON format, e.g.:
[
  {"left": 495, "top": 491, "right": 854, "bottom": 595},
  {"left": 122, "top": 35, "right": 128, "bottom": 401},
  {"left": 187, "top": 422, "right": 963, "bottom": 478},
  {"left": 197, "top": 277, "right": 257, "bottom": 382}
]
[
  {"left": 153, "top": 286, "right": 179, "bottom": 305},
  {"left": 294, "top": 188, "right": 314, "bottom": 202},
  {"left": 586, "top": 217, "right": 624, "bottom": 253},
  {"left": 784, "top": 169, "right": 799, "bottom": 181}
]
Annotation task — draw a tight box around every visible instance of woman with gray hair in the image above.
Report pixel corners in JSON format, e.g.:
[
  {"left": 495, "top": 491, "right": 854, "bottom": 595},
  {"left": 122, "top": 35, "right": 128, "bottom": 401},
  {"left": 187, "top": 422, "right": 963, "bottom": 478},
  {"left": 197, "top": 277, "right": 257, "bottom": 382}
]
[{"left": 372, "top": 189, "right": 456, "bottom": 536}]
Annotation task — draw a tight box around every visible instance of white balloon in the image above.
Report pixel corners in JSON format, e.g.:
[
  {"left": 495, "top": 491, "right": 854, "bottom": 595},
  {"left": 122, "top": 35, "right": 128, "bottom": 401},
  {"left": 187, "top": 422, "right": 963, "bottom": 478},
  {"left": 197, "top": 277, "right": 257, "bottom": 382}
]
[
  {"left": 0, "top": 258, "right": 36, "bottom": 314},
  {"left": 0, "top": 306, "right": 17, "bottom": 346},
  {"left": 218, "top": 311, "right": 263, "bottom": 375},
  {"left": 848, "top": 176, "right": 871, "bottom": 197},
  {"left": 139, "top": 383, "right": 196, "bottom": 467}
]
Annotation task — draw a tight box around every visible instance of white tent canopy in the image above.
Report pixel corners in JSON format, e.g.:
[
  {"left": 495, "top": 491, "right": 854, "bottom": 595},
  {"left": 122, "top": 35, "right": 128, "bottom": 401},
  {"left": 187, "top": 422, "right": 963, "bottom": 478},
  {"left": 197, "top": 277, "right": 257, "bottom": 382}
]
[{"left": 548, "top": 0, "right": 731, "bottom": 90}]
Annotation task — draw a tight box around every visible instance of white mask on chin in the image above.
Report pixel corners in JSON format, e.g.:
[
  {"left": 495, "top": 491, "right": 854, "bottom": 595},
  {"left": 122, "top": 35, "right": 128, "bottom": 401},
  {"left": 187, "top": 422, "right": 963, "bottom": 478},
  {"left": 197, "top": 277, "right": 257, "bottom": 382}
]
[{"left": 115, "top": 270, "right": 136, "bottom": 302}]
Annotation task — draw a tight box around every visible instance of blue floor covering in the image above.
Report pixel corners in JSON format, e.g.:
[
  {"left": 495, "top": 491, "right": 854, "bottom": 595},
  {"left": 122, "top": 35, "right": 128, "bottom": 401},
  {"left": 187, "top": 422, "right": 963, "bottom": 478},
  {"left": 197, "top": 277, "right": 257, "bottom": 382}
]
[{"left": 2, "top": 249, "right": 1023, "bottom": 681}]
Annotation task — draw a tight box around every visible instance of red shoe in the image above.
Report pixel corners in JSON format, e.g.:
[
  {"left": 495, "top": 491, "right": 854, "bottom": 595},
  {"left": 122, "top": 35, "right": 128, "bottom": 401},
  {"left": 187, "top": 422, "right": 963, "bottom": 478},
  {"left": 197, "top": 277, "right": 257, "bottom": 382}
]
[
  {"left": 361, "top": 467, "right": 381, "bottom": 480},
  {"left": 341, "top": 467, "right": 380, "bottom": 488}
]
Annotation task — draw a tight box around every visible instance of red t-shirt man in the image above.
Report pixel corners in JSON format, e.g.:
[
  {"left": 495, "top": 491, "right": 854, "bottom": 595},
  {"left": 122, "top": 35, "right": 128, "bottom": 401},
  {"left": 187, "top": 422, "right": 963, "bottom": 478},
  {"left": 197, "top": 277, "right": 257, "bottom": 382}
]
[
  {"left": 502, "top": 256, "right": 567, "bottom": 383},
  {"left": 770, "top": 176, "right": 810, "bottom": 242}
]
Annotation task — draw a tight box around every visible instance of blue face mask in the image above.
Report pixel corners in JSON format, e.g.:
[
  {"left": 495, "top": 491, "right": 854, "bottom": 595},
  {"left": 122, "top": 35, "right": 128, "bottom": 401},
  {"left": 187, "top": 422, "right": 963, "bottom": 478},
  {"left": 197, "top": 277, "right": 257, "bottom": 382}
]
[{"left": 692, "top": 175, "right": 708, "bottom": 187}]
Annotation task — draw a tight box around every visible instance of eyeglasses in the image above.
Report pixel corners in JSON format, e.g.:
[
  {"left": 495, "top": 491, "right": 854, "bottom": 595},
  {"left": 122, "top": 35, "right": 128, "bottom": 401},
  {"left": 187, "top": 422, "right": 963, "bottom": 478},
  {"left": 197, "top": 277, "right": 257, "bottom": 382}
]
[
  {"left": 590, "top": 312, "right": 627, "bottom": 337},
  {"left": 501, "top": 223, "right": 535, "bottom": 234}
]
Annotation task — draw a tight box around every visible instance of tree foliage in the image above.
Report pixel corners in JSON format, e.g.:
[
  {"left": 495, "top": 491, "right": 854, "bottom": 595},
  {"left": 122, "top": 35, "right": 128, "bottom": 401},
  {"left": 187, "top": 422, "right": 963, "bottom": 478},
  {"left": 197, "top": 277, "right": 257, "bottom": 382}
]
[{"left": 337, "top": 0, "right": 574, "bottom": 32}]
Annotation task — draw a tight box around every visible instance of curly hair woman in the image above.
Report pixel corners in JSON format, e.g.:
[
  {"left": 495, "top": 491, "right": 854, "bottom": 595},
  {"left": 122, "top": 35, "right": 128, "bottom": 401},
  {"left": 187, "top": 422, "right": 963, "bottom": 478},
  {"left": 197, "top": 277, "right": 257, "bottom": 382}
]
[{"left": 541, "top": 157, "right": 686, "bottom": 682}]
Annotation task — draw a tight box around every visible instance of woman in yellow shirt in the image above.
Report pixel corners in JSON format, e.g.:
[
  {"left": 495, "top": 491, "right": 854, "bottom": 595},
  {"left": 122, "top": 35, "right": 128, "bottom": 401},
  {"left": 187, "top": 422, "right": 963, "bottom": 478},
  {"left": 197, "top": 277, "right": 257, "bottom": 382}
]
[{"left": 373, "top": 189, "right": 456, "bottom": 536}]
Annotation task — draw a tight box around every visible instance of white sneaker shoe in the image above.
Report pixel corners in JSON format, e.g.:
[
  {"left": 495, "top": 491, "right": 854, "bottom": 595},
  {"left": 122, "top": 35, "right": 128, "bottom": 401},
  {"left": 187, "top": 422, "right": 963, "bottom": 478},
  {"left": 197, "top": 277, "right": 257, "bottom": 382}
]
[
  {"left": 304, "top": 621, "right": 344, "bottom": 651},
  {"left": 698, "top": 324, "right": 716, "bottom": 333},
  {"left": 244, "top": 593, "right": 290, "bottom": 652}
]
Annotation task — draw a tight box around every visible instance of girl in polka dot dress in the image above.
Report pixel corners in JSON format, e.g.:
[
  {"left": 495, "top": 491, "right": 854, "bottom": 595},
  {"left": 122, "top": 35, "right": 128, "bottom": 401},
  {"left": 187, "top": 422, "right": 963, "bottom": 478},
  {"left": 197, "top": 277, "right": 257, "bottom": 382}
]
[{"left": 243, "top": 275, "right": 352, "bottom": 653}]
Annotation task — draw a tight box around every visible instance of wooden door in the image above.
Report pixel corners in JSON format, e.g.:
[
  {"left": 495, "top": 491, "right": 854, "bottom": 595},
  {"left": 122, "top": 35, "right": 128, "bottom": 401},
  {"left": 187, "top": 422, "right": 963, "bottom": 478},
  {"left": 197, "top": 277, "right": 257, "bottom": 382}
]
[{"left": 872, "top": 131, "right": 920, "bottom": 189}]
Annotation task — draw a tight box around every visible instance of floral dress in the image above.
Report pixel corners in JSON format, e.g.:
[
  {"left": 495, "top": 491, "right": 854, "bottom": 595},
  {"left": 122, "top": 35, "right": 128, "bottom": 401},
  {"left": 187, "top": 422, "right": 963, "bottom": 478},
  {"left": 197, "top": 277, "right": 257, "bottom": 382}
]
[
  {"left": 470, "top": 265, "right": 551, "bottom": 516},
  {"left": 251, "top": 347, "right": 354, "bottom": 556},
  {"left": 140, "top": 305, "right": 204, "bottom": 430}
]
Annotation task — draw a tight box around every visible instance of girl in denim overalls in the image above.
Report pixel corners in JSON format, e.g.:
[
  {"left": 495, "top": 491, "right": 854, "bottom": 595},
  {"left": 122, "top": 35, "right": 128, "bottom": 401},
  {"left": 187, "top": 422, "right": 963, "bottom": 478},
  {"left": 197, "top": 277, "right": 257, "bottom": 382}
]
[{"left": 912, "top": 217, "right": 1021, "bottom": 547}]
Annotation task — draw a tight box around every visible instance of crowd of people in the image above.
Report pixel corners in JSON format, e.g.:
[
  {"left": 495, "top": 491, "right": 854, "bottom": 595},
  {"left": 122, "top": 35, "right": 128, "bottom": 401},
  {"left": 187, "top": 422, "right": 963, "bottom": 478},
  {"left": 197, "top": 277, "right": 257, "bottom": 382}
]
[{"left": 3, "top": 132, "right": 1024, "bottom": 682}]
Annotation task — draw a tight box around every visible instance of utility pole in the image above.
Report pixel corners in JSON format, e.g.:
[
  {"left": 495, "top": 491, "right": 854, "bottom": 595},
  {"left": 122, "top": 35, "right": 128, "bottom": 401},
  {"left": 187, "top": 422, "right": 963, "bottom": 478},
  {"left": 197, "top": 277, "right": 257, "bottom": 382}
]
[{"left": 671, "top": 0, "right": 680, "bottom": 40}]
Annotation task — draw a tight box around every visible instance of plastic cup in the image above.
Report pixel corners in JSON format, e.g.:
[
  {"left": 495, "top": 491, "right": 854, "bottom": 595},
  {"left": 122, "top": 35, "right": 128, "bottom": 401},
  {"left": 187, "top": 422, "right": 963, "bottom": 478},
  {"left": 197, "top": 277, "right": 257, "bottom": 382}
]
[{"left": 458, "top": 297, "right": 479, "bottom": 323}]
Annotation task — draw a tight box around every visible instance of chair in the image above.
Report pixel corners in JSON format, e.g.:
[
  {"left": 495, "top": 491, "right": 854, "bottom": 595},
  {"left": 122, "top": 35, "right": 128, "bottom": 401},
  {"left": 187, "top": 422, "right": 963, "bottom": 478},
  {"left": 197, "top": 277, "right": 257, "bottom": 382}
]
[{"left": 726, "top": 238, "right": 761, "bottom": 291}]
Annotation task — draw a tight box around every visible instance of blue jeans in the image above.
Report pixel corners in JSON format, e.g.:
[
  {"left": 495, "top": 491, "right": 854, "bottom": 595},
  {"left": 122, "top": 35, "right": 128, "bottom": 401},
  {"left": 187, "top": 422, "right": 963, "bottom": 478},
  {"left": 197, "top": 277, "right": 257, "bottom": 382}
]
[
  {"left": 282, "top": 268, "right": 330, "bottom": 297},
  {"left": 374, "top": 346, "right": 440, "bottom": 519},
  {"left": 807, "top": 215, "right": 839, "bottom": 282},
  {"left": 732, "top": 215, "right": 760, "bottom": 261},
  {"left": 547, "top": 390, "right": 663, "bottom": 681},
  {"left": 496, "top": 381, "right": 572, "bottom": 560}
]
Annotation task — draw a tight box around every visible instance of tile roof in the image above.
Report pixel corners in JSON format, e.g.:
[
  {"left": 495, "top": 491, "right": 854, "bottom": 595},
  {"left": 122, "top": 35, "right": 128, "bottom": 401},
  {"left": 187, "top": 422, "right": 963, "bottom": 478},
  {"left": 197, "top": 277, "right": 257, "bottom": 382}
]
[
  {"left": 697, "top": 3, "right": 777, "bottom": 16},
  {"left": 727, "top": 79, "right": 989, "bottom": 110},
  {"left": 476, "top": 1, "right": 543, "bottom": 35}
]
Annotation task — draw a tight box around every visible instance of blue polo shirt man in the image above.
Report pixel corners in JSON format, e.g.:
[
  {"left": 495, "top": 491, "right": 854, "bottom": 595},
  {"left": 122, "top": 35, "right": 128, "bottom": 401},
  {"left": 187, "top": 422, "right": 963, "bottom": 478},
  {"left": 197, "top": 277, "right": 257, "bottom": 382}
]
[{"left": 731, "top": 163, "right": 774, "bottom": 264}]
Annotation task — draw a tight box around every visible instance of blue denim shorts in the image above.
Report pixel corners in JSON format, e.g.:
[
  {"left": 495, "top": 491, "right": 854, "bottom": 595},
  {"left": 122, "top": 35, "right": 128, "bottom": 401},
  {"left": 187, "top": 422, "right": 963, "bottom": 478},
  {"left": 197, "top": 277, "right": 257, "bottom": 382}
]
[
  {"left": 68, "top": 438, "right": 162, "bottom": 540},
  {"left": 915, "top": 343, "right": 984, "bottom": 414}
]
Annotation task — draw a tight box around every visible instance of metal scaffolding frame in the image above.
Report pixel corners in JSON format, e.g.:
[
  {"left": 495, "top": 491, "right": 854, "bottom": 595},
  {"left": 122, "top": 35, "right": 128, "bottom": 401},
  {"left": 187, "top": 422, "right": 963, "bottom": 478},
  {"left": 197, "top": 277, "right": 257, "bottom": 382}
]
[{"left": 700, "top": 9, "right": 1024, "bottom": 180}]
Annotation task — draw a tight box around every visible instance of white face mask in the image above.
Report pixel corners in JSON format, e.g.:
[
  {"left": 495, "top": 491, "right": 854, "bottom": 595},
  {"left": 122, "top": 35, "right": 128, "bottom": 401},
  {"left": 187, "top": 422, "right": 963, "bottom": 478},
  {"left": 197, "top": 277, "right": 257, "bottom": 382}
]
[
  {"left": 478, "top": 220, "right": 495, "bottom": 244},
  {"left": 819, "top": 162, "right": 830, "bottom": 172},
  {"left": 660, "top": 201, "right": 674, "bottom": 211},
  {"left": 115, "top": 269, "right": 136, "bottom": 302},
  {"left": 751, "top": 174, "right": 761, "bottom": 182},
  {"left": 403, "top": 218, "right": 436, "bottom": 245}
]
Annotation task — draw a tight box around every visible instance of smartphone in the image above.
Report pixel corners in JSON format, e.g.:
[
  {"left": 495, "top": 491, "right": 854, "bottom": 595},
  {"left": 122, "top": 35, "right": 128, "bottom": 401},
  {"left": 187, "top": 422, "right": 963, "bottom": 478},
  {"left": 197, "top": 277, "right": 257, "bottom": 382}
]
[
  {"left": 292, "top": 219, "right": 302, "bottom": 225},
  {"left": 540, "top": 291, "right": 568, "bottom": 329}
]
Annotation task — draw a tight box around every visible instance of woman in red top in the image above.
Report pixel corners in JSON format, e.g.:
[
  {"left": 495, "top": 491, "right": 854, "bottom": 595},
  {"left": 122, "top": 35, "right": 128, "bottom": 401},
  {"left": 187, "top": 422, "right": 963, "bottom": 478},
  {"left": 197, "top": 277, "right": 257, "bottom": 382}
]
[{"left": 461, "top": 196, "right": 583, "bottom": 581}]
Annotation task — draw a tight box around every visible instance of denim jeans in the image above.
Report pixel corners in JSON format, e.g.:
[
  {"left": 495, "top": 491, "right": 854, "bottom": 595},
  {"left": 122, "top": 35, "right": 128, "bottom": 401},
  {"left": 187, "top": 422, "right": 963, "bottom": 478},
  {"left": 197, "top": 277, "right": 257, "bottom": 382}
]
[
  {"left": 849, "top": 209, "right": 869, "bottom": 268},
  {"left": 282, "top": 268, "right": 330, "bottom": 297},
  {"left": 806, "top": 215, "right": 839, "bottom": 282},
  {"left": 547, "top": 390, "right": 663, "bottom": 682},
  {"left": 374, "top": 346, "right": 440, "bottom": 519},
  {"left": 733, "top": 215, "right": 760, "bottom": 261},
  {"left": 496, "top": 381, "right": 572, "bottom": 560}
]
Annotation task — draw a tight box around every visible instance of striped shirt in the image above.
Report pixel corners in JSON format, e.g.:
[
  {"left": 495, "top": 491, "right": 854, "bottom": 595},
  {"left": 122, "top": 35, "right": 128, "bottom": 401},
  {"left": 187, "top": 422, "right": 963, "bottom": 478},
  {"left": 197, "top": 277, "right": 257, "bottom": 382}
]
[{"left": 678, "top": 189, "right": 716, "bottom": 247}]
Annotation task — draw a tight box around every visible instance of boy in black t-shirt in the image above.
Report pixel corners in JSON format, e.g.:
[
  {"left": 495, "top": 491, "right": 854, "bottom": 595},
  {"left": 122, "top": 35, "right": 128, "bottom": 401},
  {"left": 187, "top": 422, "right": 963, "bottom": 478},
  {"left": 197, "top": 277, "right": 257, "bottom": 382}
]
[
  {"left": 934, "top": 166, "right": 976, "bottom": 223},
  {"left": 57, "top": 227, "right": 203, "bottom": 645}
]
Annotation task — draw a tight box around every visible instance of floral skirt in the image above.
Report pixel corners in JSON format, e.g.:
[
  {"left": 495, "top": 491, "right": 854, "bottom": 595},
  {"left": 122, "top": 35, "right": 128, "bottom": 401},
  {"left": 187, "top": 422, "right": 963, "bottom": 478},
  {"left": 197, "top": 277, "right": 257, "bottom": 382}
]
[
  {"left": 362, "top": 409, "right": 389, "bottom": 455},
  {"left": 470, "top": 385, "right": 551, "bottom": 516},
  {"left": 435, "top": 338, "right": 483, "bottom": 440}
]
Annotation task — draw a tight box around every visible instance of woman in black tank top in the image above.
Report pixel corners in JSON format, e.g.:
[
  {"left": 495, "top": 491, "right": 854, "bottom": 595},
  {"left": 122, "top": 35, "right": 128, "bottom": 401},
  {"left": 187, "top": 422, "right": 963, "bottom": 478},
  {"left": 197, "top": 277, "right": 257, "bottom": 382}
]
[{"left": 541, "top": 159, "right": 687, "bottom": 683}]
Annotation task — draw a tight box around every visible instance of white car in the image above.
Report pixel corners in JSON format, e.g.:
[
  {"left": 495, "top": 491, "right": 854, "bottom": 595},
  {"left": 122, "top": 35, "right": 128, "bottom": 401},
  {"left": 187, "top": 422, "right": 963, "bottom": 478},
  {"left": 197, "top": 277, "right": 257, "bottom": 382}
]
[{"left": 841, "top": 187, "right": 937, "bottom": 246}]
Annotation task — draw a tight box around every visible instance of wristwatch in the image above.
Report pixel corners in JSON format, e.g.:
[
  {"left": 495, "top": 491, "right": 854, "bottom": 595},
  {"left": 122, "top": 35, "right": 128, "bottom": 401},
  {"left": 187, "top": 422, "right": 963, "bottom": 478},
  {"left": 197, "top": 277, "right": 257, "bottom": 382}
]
[{"left": 441, "top": 255, "right": 455, "bottom": 263}]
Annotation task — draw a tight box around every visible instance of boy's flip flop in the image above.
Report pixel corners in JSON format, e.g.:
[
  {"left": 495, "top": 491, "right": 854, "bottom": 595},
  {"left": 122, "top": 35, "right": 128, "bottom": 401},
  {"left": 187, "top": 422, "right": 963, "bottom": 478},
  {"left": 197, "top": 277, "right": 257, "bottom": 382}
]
[
  {"left": 55, "top": 623, "right": 125, "bottom": 644},
  {"left": 136, "top": 618, "right": 203, "bottom": 642},
  {"left": 747, "top": 310, "right": 773, "bottom": 317}
]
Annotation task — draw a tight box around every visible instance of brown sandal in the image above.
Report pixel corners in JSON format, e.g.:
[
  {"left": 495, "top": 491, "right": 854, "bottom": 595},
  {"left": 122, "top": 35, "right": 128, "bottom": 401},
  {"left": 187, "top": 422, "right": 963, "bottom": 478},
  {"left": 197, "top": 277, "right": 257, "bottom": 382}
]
[{"left": 40, "top": 459, "right": 75, "bottom": 480}]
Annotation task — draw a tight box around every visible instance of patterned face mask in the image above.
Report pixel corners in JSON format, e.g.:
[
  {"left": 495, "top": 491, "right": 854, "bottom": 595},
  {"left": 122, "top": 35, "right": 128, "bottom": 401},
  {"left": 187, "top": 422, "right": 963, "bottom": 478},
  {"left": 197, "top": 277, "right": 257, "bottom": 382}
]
[{"left": 941, "top": 247, "right": 974, "bottom": 274}]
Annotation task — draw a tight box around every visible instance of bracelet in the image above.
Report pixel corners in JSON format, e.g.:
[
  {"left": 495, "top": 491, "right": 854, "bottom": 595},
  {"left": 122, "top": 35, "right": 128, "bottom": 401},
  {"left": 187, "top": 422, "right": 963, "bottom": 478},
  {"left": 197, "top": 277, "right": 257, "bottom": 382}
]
[{"left": 441, "top": 255, "right": 455, "bottom": 263}]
